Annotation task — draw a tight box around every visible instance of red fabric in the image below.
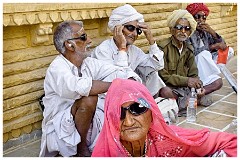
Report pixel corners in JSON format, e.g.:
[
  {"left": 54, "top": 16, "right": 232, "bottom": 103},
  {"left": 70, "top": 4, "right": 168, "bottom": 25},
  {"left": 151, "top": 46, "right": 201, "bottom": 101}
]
[
  {"left": 92, "top": 78, "right": 237, "bottom": 157},
  {"left": 186, "top": 3, "right": 210, "bottom": 16},
  {"left": 217, "top": 47, "right": 229, "bottom": 64}
]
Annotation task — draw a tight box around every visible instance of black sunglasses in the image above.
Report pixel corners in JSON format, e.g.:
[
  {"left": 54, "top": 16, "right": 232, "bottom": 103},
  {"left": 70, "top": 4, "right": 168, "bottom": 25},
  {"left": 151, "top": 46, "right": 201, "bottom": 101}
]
[
  {"left": 67, "top": 33, "right": 88, "bottom": 41},
  {"left": 120, "top": 103, "right": 148, "bottom": 120},
  {"left": 174, "top": 24, "right": 191, "bottom": 31},
  {"left": 194, "top": 14, "right": 207, "bottom": 20},
  {"left": 124, "top": 25, "right": 142, "bottom": 35}
]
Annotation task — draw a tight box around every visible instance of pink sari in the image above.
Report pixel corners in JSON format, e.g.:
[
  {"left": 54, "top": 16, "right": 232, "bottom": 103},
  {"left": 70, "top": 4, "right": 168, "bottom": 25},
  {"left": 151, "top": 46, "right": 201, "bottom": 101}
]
[{"left": 92, "top": 78, "right": 237, "bottom": 157}]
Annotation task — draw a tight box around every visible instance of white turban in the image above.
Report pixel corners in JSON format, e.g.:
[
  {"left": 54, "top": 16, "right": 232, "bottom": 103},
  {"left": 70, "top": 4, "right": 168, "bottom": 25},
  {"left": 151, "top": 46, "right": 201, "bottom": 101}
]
[
  {"left": 167, "top": 9, "right": 197, "bottom": 35},
  {"left": 108, "top": 4, "right": 144, "bottom": 31}
]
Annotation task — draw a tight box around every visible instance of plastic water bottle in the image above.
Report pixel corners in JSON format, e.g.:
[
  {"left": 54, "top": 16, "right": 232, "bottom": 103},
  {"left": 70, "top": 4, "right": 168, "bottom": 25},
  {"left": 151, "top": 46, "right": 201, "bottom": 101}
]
[{"left": 187, "top": 88, "right": 197, "bottom": 122}]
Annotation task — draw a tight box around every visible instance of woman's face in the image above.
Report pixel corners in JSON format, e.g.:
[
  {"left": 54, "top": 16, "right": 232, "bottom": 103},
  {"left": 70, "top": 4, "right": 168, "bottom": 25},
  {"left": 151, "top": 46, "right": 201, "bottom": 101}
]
[{"left": 119, "top": 101, "right": 152, "bottom": 142}]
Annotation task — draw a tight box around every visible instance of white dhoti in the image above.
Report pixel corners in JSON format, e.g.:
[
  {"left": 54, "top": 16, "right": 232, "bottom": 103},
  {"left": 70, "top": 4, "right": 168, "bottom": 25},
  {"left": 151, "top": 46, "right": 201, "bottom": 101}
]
[
  {"left": 195, "top": 50, "right": 221, "bottom": 86},
  {"left": 86, "top": 97, "right": 105, "bottom": 152},
  {"left": 39, "top": 98, "right": 105, "bottom": 157}
]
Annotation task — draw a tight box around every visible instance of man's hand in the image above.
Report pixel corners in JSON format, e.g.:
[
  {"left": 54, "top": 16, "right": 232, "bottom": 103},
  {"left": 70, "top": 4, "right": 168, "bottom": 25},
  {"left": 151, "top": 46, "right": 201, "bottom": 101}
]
[
  {"left": 138, "top": 22, "right": 155, "bottom": 45},
  {"left": 187, "top": 77, "right": 202, "bottom": 89},
  {"left": 198, "top": 22, "right": 214, "bottom": 34},
  {"left": 210, "top": 42, "right": 227, "bottom": 51},
  {"left": 113, "top": 25, "right": 127, "bottom": 51},
  {"left": 196, "top": 87, "right": 206, "bottom": 98}
]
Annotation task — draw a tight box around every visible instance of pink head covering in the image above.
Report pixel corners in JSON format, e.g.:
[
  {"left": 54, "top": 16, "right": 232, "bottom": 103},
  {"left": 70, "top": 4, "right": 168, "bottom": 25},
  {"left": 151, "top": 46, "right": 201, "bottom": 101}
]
[
  {"left": 186, "top": 3, "right": 210, "bottom": 16},
  {"left": 92, "top": 78, "right": 210, "bottom": 157}
]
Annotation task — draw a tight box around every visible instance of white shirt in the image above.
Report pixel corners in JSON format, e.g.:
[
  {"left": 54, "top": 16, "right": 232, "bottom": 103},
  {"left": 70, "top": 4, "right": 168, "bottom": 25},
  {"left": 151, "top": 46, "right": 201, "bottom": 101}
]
[
  {"left": 39, "top": 54, "right": 141, "bottom": 157},
  {"left": 92, "top": 38, "right": 166, "bottom": 95}
]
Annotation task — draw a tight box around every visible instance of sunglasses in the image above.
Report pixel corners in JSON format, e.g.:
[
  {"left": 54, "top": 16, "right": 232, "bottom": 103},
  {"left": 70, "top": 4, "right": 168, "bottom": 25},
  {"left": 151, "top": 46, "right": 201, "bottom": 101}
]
[
  {"left": 124, "top": 25, "right": 142, "bottom": 35},
  {"left": 67, "top": 33, "right": 88, "bottom": 41},
  {"left": 194, "top": 14, "right": 207, "bottom": 20},
  {"left": 174, "top": 24, "right": 191, "bottom": 31},
  {"left": 120, "top": 103, "right": 148, "bottom": 120}
]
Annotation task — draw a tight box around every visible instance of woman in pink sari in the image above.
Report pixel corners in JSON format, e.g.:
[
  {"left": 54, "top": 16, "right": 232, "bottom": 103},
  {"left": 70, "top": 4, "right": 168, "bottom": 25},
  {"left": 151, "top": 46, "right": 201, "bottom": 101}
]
[{"left": 92, "top": 78, "right": 237, "bottom": 157}]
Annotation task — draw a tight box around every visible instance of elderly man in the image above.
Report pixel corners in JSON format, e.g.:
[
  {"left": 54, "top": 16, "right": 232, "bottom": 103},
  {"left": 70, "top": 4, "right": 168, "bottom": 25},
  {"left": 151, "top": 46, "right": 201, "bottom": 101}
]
[
  {"left": 157, "top": 9, "right": 205, "bottom": 115},
  {"left": 39, "top": 20, "right": 141, "bottom": 157},
  {"left": 91, "top": 4, "right": 175, "bottom": 99},
  {"left": 186, "top": 3, "right": 234, "bottom": 105}
]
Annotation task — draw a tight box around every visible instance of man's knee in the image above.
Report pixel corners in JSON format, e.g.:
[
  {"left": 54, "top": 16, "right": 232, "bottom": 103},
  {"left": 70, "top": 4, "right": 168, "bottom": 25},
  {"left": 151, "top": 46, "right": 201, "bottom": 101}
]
[
  {"left": 204, "top": 78, "right": 223, "bottom": 95},
  {"left": 159, "top": 87, "right": 175, "bottom": 98},
  {"left": 215, "top": 78, "right": 223, "bottom": 90},
  {"left": 71, "top": 96, "right": 98, "bottom": 116}
]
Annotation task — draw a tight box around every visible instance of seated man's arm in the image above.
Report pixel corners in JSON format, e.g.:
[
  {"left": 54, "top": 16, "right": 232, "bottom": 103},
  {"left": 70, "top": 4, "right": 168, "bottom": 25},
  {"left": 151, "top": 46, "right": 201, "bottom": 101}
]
[
  {"left": 82, "top": 58, "right": 140, "bottom": 96},
  {"left": 47, "top": 59, "right": 113, "bottom": 99},
  {"left": 89, "top": 80, "right": 111, "bottom": 96},
  {"left": 148, "top": 42, "right": 165, "bottom": 70},
  {"left": 159, "top": 69, "right": 189, "bottom": 87},
  {"left": 47, "top": 64, "right": 93, "bottom": 99},
  {"left": 210, "top": 41, "right": 228, "bottom": 51},
  {"left": 159, "top": 55, "right": 188, "bottom": 87},
  {"left": 160, "top": 50, "right": 199, "bottom": 88},
  {"left": 207, "top": 30, "right": 227, "bottom": 51},
  {"left": 92, "top": 41, "right": 128, "bottom": 67},
  {"left": 138, "top": 22, "right": 164, "bottom": 70}
]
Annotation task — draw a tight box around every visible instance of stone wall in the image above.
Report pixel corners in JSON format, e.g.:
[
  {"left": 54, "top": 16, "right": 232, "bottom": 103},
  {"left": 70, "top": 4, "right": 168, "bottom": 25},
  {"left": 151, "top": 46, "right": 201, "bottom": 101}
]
[{"left": 2, "top": 3, "right": 237, "bottom": 149}]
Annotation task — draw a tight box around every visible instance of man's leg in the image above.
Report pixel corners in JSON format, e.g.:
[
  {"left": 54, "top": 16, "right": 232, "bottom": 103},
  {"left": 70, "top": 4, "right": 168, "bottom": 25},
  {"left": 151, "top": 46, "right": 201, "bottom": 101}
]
[
  {"left": 158, "top": 86, "right": 176, "bottom": 98},
  {"left": 71, "top": 96, "right": 98, "bottom": 157},
  {"left": 203, "top": 78, "right": 223, "bottom": 95},
  {"left": 197, "top": 78, "right": 222, "bottom": 107}
]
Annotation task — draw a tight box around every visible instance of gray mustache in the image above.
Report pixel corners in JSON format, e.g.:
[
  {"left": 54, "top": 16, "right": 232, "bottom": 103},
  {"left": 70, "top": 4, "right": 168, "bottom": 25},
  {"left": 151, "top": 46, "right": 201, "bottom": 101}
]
[{"left": 176, "top": 32, "right": 188, "bottom": 37}]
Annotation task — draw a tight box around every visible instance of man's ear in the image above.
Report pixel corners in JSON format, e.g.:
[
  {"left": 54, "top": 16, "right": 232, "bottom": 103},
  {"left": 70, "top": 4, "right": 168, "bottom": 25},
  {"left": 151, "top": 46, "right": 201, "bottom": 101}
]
[{"left": 65, "top": 40, "right": 75, "bottom": 52}]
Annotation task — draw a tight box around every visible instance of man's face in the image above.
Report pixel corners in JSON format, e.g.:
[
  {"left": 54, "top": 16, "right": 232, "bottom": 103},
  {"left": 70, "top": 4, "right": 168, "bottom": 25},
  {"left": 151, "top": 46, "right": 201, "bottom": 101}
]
[
  {"left": 194, "top": 11, "right": 207, "bottom": 29},
  {"left": 119, "top": 101, "right": 152, "bottom": 142},
  {"left": 70, "top": 23, "right": 92, "bottom": 58},
  {"left": 122, "top": 20, "right": 141, "bottom": 45},
  {"left": 171, "top": 18, "right": 191, "bottom": 42}
]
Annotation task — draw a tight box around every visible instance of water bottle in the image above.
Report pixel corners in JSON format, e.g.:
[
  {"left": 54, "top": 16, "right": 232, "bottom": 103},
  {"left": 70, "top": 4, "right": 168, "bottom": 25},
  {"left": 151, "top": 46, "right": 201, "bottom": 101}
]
[{"left": 187, "top": 88, "right": 197, "bottom": 122}]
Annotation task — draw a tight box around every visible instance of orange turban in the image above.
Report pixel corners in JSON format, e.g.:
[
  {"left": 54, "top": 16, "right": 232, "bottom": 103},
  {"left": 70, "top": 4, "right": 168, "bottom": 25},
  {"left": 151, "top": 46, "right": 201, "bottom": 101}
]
[{"left": 186, "top": 3, "right": 210, "bottom": 16}]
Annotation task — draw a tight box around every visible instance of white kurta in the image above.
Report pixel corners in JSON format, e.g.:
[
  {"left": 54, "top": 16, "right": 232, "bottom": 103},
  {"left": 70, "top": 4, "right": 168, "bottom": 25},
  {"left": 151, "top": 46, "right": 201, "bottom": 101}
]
[
  {"left": 39, "top": 54, "right": 141, "bottom": 157},
  {"left": 91, "top": 38, "right": 166, "bottom": 96}
]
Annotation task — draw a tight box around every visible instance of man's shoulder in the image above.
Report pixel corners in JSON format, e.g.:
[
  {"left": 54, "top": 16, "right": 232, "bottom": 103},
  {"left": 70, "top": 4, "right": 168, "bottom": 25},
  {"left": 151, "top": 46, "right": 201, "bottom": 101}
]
[
  {"left": 156, "top": 37, "right": 171, "bottom": 49},
  {"left": 83, "top": 57, "right": 98, "bottom": 63},
  {"left": 185, "top": 42, "right": 194, "bottom": 52},
  {"left": 49, "top": 55, "right": 63, "bottom": 66},
  {"left": 84, "top": 57, "right": 107, "bottom": 65},
  {"left": 97, "top": 38, "right": 112, "bottom": 48},
  {"left": 94, "top": 38, "right": 115, "bottom": 54},
  {"left": 46, "top": 55, "right": 70, "bottom": 74}
]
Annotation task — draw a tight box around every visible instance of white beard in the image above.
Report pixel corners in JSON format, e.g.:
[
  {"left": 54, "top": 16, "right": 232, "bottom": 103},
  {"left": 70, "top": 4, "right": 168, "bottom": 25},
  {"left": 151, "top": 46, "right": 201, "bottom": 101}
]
[{"left": 176, "top": 32, "right": 188, "bottom": 42}]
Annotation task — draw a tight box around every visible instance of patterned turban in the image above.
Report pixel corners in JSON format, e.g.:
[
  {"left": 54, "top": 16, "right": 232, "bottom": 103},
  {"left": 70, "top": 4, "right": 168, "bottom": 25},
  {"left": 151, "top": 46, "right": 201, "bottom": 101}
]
[
  {"left": 108, "top": 4, "right": 144, "bottom": 31},
  {"left": 167, "top": 9, "right": 197, "bottom": 35},
  {"left": 186, "top": 3, "right": 210, "bottom": 16}
]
